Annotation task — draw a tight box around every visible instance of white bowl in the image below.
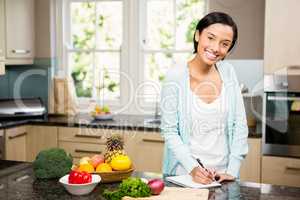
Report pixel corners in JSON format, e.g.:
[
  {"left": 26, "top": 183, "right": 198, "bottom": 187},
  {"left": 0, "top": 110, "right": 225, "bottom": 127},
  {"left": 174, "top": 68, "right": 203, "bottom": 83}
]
[{"left": 59, "top": 174, "right": 101, "bottom": 196}]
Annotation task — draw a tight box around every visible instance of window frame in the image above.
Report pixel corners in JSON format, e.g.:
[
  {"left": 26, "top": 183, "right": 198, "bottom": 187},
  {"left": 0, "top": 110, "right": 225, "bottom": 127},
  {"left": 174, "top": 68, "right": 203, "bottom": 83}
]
[
  {"left": 137, "top": 0, "right": 207, "bottom": 110},
  {"left": 54, "top": 0, "right": 207, "bottom": 114},
  {"left": 58, "top": 0, "right": 130, "bottom": 112}
]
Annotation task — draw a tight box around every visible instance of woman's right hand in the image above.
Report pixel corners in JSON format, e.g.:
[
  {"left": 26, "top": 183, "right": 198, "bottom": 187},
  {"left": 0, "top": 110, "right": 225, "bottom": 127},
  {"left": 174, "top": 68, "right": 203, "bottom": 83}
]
[{"left": 189, "top": 166, "right": 214, "bottom": 184}]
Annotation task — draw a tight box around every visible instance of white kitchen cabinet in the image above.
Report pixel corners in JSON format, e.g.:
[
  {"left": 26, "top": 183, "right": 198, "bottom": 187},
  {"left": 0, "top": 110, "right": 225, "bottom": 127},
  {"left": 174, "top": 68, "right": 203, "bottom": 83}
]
[
  {"left": 5, "top": 0, "right": 35, "bottom": 64},
  {"left": 0, "top": 0, "right": 4, "bottom": 61},
  {"left": 264, "top": 0, "right": 300, "bottom": 74}
]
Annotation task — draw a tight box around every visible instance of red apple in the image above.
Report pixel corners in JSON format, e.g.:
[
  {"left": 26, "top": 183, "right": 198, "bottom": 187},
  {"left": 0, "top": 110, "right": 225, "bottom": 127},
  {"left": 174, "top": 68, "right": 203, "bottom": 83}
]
[{"left": 90, "top": 154, "right": 105, "bottom": 168}]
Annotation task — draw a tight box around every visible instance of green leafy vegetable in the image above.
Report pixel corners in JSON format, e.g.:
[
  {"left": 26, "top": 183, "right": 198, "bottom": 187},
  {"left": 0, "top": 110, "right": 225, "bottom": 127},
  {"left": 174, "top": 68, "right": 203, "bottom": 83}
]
[
  {"left": 103, "top": 177, "right": 151, "bottom": 200},
  {"left": 33, "top": 148, "right": 73, "bottom": 179}
]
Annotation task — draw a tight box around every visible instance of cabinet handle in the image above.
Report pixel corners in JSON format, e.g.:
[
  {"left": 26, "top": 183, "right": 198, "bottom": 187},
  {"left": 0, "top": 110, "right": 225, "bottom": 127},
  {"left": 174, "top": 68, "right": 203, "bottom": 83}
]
[
  {"left": 286, "top": 166, "right": 300, "bottom": 172},
  {"left": 15, "top": 175, "right": 30, "bottom": 182},
  {"left": 142, "top": 138, "right": 164, "bottom": 143},
  {"left": 75, "top": 134, "right": 102, "bottom": 139},
  {"left": 11, "top": 49, "right": 31, "bottom": 54},
  {"left": 75, "top": 149, "right": 102, "bottom": 154},
  {"left": 8, "top": 132, "right": 27, "bottom": 140}
]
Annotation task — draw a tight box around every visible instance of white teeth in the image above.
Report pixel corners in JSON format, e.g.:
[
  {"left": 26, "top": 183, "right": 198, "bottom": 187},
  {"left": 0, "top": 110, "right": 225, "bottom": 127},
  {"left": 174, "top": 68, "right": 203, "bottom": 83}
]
[{"left": 205, "top": 50, "right": 217, "bottom": 60}]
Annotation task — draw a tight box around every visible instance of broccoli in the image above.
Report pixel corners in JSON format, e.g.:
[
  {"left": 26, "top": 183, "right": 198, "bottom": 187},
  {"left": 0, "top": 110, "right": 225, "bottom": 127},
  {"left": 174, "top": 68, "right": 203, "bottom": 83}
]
[{"left": 33, "top": 148, "right": 73, "bottom": 179}]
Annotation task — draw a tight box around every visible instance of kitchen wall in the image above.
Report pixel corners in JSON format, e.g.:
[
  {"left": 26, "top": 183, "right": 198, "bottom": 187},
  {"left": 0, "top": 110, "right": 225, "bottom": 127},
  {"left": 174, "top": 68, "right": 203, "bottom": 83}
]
[
  {"left": 208, "top": 0, "right": 265, "bottom": 128},
  {"left": 209, "top": 0, "right": 265, "bottom": 59},
  {"left": 0, "top": 65, "right": 50, "bottom": 108},
  {"left": 0, "top": 0, "right": 52, "bottom": 109}
]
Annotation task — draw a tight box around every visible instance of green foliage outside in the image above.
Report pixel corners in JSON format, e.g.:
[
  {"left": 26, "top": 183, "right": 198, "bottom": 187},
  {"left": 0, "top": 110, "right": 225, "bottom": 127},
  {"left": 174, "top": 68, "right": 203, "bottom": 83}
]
[{"left": 70, "top": 1, "right": 204, "bottom": 97}]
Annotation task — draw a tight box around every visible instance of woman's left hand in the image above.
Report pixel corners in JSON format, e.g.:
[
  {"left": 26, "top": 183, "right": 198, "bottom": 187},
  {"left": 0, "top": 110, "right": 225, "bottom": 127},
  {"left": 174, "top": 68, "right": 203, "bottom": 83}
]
[{"left": 216, "top": 173, "right": 235, "bottom": 183}]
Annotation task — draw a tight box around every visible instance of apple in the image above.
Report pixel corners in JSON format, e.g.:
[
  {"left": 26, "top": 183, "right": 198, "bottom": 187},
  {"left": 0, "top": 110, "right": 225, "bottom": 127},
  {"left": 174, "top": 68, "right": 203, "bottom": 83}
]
[
  {"left": 90, "top": 154, "right": 105, "bottom": 168},
  {"left": 102, "top": 105, "right": 110, "bottom": 113},
  {"left": 79, "top": 156, "right": 91, "bottom": 165}
]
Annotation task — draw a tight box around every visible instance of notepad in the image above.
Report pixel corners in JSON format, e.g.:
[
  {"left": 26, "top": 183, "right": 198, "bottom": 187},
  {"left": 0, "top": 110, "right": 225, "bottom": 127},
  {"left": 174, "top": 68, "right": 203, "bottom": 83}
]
[{"left": 166, "top": 175, "right": 221, "bottom": 189}]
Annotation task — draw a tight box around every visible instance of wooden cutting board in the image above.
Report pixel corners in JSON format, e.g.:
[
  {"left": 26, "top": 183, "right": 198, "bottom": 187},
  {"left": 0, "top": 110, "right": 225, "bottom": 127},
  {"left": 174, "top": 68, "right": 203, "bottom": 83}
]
[{"left": 122, "top": 187, "right": 209, "bottom": 200}]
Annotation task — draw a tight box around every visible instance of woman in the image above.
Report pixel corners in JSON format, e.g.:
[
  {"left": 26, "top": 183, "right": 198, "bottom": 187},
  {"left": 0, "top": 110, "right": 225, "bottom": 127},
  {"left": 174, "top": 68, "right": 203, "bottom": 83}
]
[{"left": 160, "top": 12, "right": 248, "bottom": 184}]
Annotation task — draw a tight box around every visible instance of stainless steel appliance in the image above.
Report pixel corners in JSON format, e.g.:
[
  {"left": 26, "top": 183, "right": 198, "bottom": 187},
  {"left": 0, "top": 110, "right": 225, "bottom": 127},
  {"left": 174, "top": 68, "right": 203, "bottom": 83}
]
[
  {"left": 263, "top": 74, "right": 300, "bottom": 158},
  {"left": 0, "top": 98, "right": 46, "bottom": 120}
]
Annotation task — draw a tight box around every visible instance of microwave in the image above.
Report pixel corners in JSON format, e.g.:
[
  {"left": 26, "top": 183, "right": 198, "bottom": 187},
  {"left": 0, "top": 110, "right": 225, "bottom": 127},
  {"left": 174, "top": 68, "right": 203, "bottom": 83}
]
[{"left": 263, "top": 74, "right": 300, "bottom": 158}]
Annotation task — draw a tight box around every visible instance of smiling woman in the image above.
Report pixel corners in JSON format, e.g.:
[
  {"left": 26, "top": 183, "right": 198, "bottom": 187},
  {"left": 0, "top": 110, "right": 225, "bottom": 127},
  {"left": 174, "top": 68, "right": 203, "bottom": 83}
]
[{"left": 160, "top": 12, "right": 248, "bottom": 185}]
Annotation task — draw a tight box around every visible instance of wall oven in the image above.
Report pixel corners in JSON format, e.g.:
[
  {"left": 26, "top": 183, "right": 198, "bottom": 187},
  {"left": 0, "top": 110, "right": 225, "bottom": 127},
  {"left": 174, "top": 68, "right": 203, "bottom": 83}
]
[{"left": 263, "top": 74, "right": 300, "bottom": 158}]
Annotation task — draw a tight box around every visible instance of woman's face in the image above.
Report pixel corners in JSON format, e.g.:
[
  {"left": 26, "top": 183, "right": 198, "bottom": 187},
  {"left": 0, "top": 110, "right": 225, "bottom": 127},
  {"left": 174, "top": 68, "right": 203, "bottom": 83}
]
[{"left": 195, "top": 23, "right": 234, "bottom": 66}]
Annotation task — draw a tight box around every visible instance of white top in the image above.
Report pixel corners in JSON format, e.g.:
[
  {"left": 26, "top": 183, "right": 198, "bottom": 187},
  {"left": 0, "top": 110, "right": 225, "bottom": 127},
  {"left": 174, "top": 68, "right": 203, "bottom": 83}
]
[{"left": 176, "top": 83, "right": 229, "bottom": 175}]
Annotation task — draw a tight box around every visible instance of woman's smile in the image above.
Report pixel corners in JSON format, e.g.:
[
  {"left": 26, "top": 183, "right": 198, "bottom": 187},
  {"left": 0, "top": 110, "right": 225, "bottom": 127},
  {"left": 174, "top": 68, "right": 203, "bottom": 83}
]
[{"left": 204, "top": 48, "right": 218, "bottom": 61}]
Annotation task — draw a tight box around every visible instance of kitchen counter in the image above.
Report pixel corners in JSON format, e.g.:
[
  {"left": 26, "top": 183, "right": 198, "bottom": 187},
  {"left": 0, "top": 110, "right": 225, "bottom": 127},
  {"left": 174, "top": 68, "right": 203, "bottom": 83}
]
[
  {"left": 0, "top": 160, "right": 299, "bottom": 200},
  {"left": 0, "top": 114, "right": 261, "bottom": 138}
]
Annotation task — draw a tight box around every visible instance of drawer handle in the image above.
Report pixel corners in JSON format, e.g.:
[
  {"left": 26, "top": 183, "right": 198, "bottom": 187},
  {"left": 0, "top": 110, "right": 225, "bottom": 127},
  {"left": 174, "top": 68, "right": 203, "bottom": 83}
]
[
  {"left": 15, "top": 175, "right": 30, "bottom": 182},
  {"left": 75, "top": 149, "right": 102, "bottom": 154},
  {"left": 142, "top": 138, "right": 164, "bottom": 143},
  {"left": 286, "top": 166, "right": 300, "bottom": 172},
  {"left": 8, "top": 132, "right": 27, "bottom": 139},
  {"left": 75, "top": 134, "right": 102, "bottom": 139},
  {"left": 12, "top": 49, "right": 31, "bottom": 54}
]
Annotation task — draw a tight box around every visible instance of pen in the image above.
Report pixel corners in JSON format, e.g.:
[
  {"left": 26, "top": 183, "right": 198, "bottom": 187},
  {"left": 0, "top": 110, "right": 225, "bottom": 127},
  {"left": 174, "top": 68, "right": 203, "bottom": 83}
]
[{"left": 196, "top": 158, "right": 220, "bottom": 181}]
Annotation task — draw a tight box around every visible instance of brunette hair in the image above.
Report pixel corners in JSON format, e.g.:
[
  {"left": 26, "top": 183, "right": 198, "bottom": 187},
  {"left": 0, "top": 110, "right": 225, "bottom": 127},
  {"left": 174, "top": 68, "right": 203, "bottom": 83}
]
[{"left": 193, "top": 12, "right": 238, "bottom": 54}]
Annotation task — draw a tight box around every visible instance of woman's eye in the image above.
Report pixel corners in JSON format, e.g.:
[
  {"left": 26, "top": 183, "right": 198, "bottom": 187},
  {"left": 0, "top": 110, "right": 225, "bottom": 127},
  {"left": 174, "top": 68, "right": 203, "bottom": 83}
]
[
  {"left": 222, "top": 43, "right": 229, "bottom": 48},
  {"left": 208, "top": 36, "right": 213, "bottom": 40}
]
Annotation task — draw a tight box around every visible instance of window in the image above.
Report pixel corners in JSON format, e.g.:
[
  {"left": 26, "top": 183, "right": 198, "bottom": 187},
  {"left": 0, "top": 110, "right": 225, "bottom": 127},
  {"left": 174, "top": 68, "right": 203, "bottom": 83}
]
[
  {"left": 64, "top": 0, "right": 124, "bottom": 103},
  {"left": 140, "top": 0, "right": 206, "bottom": 103},
  {"left": 58, "top": 0, "right": 206, "bottom": 112}
]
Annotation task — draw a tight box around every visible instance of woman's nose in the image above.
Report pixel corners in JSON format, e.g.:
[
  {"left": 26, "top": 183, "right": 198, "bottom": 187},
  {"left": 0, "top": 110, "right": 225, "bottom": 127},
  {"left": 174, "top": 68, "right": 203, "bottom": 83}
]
[{"left": 210, "top": 42, "right": 219, "bottom": 53}]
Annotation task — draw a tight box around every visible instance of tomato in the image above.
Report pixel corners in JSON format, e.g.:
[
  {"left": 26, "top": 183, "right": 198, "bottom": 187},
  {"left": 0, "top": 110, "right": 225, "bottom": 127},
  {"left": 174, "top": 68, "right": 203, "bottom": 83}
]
[
  {"left": 82, "top": 172, "right": 92, "bottom": 183},
  {"left": 68, "top": 170, "right": 92, "bottom": 184}
]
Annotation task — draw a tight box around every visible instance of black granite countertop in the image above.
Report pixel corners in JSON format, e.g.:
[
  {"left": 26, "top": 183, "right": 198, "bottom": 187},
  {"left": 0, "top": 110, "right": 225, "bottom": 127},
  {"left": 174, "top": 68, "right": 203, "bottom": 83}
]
[
  {"left": 0, "top": 160, "right": 299, "bottom": 200},
  {"left": 0, "top": 114, "right": 261, "bottom": 138}
]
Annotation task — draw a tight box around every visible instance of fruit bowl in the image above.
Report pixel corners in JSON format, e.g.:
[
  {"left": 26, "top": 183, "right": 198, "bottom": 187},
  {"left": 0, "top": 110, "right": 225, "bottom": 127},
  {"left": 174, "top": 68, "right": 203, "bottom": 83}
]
[
  {"left": 59, "top": 174, "right": 101, "bottom": 196},
  {"left": 93, "top": 166, "right": 134, "bottom": 183},
  {"left": 93, "top": 113, "right": 113, "bottom": 120}
]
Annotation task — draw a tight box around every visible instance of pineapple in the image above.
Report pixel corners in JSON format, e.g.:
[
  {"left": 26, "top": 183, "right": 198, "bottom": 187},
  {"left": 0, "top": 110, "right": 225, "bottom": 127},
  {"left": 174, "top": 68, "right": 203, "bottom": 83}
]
[{"left": 104, "top": 134, "right": 125, "bottom": 163}]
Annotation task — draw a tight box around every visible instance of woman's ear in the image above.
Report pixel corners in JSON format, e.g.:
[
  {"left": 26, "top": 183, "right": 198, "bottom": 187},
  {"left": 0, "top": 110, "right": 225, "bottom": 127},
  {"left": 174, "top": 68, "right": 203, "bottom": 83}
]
[{"left": 195, "top": 30, "right": 199, "bottom": 42}]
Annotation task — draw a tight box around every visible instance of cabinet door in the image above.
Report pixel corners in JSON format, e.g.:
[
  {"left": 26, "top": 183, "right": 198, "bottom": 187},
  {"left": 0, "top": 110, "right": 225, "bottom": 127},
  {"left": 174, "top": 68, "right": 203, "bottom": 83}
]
[
  {"left": 26, "top": 126, "right": 58, "bottom": 162},
  {"left": 240, "top": 138, "right": 262, "bottom": 182},
  {"left": 58, "top": 127, "right": 118, "bottom": 144},
  {"left": 264, "top": 0, "right": 300, "bottom": 74},
  {"left": 5, "top": 126, "right": 27, "bottom": 161},
  {"left": 0, "top": 0, "right": 4, "bottom": 60},
  {"left": 262, "top": 156, "right": 300, "bottom": 187},
  {"left": 59, "top": 141, "right": 106, "bottom": 164},
  {"left": 124, "top": 131, "right": 164, "bottom": 173},
  {"left": 5, "top": 0, "right": 35, "bottom": 60}
]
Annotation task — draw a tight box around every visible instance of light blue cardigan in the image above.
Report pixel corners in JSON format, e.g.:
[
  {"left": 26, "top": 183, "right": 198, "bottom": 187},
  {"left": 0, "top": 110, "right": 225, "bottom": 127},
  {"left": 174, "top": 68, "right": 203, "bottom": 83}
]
[{"left": 160, "top": 61, "right": 249, "bottom": 178}]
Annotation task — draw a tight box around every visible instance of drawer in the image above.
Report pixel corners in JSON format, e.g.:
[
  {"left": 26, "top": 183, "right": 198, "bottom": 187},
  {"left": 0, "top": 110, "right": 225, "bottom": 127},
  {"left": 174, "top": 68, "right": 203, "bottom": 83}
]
[
  {"left": 124, "top": 131, "right": 164, "bottom": 173},
  {"left": 58, "top": 127, "right": 123, "bottom": 144},
  {"left": 262, "top": 156, "right": 300, "bottom": 187},
  {"left": 59, "top": 141, "right": 106, "bottom": 160}
]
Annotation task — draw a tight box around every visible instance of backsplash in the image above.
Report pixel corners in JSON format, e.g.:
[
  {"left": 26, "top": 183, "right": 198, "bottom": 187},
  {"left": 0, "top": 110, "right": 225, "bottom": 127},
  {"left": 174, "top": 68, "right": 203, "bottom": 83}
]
[{"left": 0, "top": 64, "right": 50, "bottom": 109}]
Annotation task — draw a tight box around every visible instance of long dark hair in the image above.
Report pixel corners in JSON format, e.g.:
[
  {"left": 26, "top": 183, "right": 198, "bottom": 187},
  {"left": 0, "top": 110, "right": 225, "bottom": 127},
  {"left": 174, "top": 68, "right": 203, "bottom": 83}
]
[{"left": 193, "top": 12, "right": 238, "bottom": 54}]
